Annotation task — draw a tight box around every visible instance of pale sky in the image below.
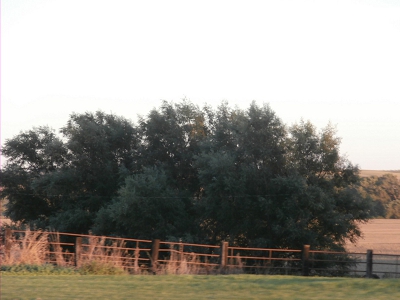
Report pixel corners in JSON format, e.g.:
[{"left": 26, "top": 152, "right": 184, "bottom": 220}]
[{"left": 1, "top": 0, "right": 400, "bottom": 170}]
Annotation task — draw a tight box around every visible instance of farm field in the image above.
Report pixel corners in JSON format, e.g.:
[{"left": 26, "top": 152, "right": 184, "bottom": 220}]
[
  {"left": 346, "top": 219, "right": 400, "bottom": 254},
  {"left": 359, "top": 170, "right": 400, "bottom": 180},
  {"left": 2, "top": 275, "right": 400, "bottom": 300},
  {"left": 345, "top": 219, "right": 400, "bottom": 278}
]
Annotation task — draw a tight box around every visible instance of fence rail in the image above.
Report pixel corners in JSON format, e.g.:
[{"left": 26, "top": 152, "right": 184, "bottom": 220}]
[{"left": 1, "top": 229, "right": 399, "bottom": 278}]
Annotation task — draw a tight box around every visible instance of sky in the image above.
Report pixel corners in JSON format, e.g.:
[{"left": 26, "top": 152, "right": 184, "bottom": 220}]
[{"left": 1, "top": 0, "right": 400, "bottom": 170}]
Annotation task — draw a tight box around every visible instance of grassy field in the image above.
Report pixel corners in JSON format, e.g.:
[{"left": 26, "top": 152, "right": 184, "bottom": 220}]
[{"left": 2, "top": 275, "right": 400, "bottom": 300}]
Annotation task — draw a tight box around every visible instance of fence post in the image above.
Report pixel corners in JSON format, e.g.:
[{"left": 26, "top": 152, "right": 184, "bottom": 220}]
[
  {"left": 302, "top": 245, "right": 310, "bottom": 276},
  {"left": 179, "top": 241, "right": 184, "bottom": 262},
  {"left": 151, "top": 239, "right": 160, "bottom": 273},
  {"left": 366, "top": 249, "right": 373, "bottom": 278},
  {"left": 220, "top": 241, "right": 229, "bottom": 269},
  {"left": 4, "top": 228, "right": 12, "bottom": 259},
  {"left": 75, "top": 237, "right": 82, "bottom": 267},
  {"left": 268, "top": 249, "right": 273, "bottom": 265}
]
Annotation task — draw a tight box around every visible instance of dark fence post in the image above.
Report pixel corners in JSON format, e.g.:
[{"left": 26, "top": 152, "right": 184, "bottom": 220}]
[
  {"left": 151, "top": 239, "right": 160, "bottom": 273},
  {"left": 4, "top": 228, "right": 12, "bottom": 259},
  {"left": 75, "top": 237, "right": 82, "bottom": 267},
  {"left": 366, "top": 249, "right": 373, "bottom": 278},
  {"left": 302, "top": 245, "right": 310, "bottom": 276},
  {"left": 220, "top": 241, "right": 229, "bottom": 269},
  {"left": 268, "top": 249, "right": 273, "bottom": 265}
]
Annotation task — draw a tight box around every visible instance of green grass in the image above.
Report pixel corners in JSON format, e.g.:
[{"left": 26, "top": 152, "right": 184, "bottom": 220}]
[{"left": 1, "top": 275, "right": 400, "bottom": 299}]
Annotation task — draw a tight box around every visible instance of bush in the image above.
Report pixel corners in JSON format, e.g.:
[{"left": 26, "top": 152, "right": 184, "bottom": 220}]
[
  {"left": 0, "top": 264, "right": 77, "bottom": 275},
  {"left": 78, "top": 261, "right": 127, "bottom": 275}
]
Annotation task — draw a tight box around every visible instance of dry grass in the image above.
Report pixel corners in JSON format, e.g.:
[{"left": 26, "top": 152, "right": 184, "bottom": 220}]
[
  {"left": 2, "top": 230, "right": 49, "bottom": 265},
  {"left": 2, "top": 231, "right": 233, "bottom": 275},
  {"left": 227, "top": 253, "right": 244, "bottom": 274},
  {"left": 81, "top": 236, "right": 123, "bottom": 264},
  {"left": 48, "top": 232, "right": 70, "bottom": 267},
  {"left": 155, "top": 249, "right": 243, "bottom": 275},
  {"left": 156, "top": 251, "right": 217, "bottom": 275},
  {"left": 78, "top": 236, "right": 128, "bottom": 274},
  {"left": 359, "top": 170, "right": 400, "bottom": 180},
  {"left": 1, "top": 231, "right": 130, "bottom": 274}
]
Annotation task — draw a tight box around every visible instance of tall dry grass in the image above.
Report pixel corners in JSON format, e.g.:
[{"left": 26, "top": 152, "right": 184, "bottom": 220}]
[
  {"left": 48, "top": 232, "right": 70, "bottom": 267},
  {"left": 1, "top": 231, "right": 251, "bottom": 275},
  {"left": 154, "top": 250, "right": 243, "bottom": 275},
  {"left": 156, "top": 251, "right": 212, "bottom": 275},
  {"left": 1, "top": 231, "right": 129, "bottom": 274},
  {"left": 2, "top": 230, "right": 49, "bottom": 265},
  {"left": 78, "top": 236, "right": 128, "bottom": 274}
]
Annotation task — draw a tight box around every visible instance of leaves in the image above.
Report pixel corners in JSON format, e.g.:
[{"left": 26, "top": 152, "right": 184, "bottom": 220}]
[
  {"left": 358, "top": 174, "right": 400, "bottom": 218},
  {"left": 0, "top": 101, "right": 373, "bottom": 250}
]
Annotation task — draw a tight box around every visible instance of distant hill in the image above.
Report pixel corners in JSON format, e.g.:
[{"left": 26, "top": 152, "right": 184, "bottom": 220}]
[{"left": 360, "top": 170, "right": 400, "bottom": 180}]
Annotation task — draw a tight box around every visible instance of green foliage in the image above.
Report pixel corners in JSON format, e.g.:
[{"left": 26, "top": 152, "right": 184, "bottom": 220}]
[
  {"left": 137, "top": 100, "right": 207, "bottom": 194},
  {"left": 386, "top": 200, "right": 400, "bottom": 219},
  {"left": 194, "top": 102, "right": 288, "bottom": 245},
  {"left": 358, "top": 174, "right": 400, "bottom": 218},
  {"left": 1, "top": 100, "right": 373, "bottom": 250},
  {"left": 93, "top": 167, "right": 194, "bottom": 240},
  {"left": 0, "top": 262, "right": 125, "bottom": 276},
  {"left": 1, "top": 126, "right": 67, "bottom": 223},
  {"left": 78, "top": 261, "right": 126, "bottom": 275},
  {"left": 1, "top": 112, "right": 139, "bottom": 233}
]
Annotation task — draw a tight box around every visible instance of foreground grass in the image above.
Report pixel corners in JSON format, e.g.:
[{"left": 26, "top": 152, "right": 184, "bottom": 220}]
[{"left": 1, "top": 275, "right": 400, "bottom": 300}]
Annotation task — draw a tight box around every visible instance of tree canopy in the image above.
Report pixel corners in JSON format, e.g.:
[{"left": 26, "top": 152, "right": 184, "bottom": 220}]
[
  {"left": 1, "top": 100, "right": 373, "bottom": 251},
  {"left": 357, "top": 174, "right": 400, "bottom": 219}
]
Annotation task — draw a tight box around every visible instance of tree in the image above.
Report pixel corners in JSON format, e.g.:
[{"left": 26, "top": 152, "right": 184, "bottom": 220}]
[
  {"left": 137, "top": 100, "right": 207, "bottom": 195},
  {"left": 60, "top": 111, "right": 139, "bottom": 206},
  {"left": 194, "top": 102, "right": 288, "bottom": 245},
  {"left": 277, "top": 121, "right": 371, "bottom": 249},
  {"left": 194, "top": 112, "right": 370, "bottom": 250},
  {"left": 1, "top": 101, "right": 372, "bottom": 251},
  {"left": 92, "top": 101, "right": 207, "bottom": 240},
  {"left": 1, "top": 112, "right": 139, "bottom": 233},
  {"left": 0, "top": 126, "right": 67, "bottom": 223},
  {"left": 358, "top": 174, "right": 400, "bottom": 218},
  {"left": 93, "top": 167, "right": 195, "bottom": 240}
]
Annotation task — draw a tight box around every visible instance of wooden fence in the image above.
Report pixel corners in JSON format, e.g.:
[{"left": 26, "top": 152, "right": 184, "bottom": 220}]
[{"left": 2, "top": 229, "right": 399, "bottom": 278}]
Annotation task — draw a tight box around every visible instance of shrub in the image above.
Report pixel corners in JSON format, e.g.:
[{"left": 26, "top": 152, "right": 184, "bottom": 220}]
[
  {"left": 1, "top": 264, "right": 77, "bottom": 275},
  {"left": 78, "top": 261, "right": 126, "bottom": 275}
]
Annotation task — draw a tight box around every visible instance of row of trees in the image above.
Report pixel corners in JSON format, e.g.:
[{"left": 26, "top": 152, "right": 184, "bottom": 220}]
[
  {"left": 359, "top": 174, "right": 400, "bottom": 218},
  {"left": 1, "top": 101, "right": 374, "bottom": 250}
]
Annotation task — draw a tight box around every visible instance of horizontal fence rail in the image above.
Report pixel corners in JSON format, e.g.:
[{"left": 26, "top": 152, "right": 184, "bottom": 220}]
[{"left": 1, "top": 229, "right": 399, "bottom": 278}]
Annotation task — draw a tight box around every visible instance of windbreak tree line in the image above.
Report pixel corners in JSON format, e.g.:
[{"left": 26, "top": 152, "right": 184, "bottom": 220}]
[
  {"left": 358, "top": 174, "right": 400, "bottom": 219},
  {"left": 1, "top": 100, "right": 372, "bottom": 251}
]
